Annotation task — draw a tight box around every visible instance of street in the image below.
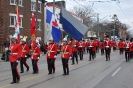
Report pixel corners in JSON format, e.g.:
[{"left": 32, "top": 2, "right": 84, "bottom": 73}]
[{"left": 0, "top": 50, "right": 133, "bottom": 88}]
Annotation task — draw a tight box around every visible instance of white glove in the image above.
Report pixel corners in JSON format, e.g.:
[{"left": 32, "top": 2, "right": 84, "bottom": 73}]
[
  {"left": 69, "top": 56, "right": 72, "bottom": 59},
  {"left": 37, "top": 57, "right": 40, "bottom": 60},
  {"left": 25, "top": 55, "right": 27, "bottom": 57},
  {"left": 31, "top": 57, "right": 33, "bottom": 59},
  {"left": 16, "top": 60, "right": 19, "bottom": 63},
  {"left": 54, "top": 55, "right": 57, "bottom": 58},
  {"left": 74, "top": 45, "right": 76, "bottom": 47}
]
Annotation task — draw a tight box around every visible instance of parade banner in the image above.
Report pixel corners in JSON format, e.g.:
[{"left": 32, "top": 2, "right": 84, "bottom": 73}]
[
  {"left": 14, "top": 5, "right": 21, "bottom": 42},
  {"left": 30, "top": 11, "right": 36, "bottom": 40}
]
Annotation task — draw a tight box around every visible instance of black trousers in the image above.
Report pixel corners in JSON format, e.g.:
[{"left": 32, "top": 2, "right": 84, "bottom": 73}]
[
  {"left": 10, "top": 62, "right": 20, "bottom": 82},
  {"left": 125, "top": 52, "right": 130, "bottom": 61},
  {"left": 86, "top": 48, "right": 89, "bottom": 53},
  {"left": 89, "top": 49, "right": 95, "bottom": 60},
  {"left": 72, "top": 52, "right": 78, "bottom": 64},
  {"left": 62, "top": 59, "right": 69, "bottom": 74},
  {"left": 32, "top": 59, "right": 38, "bottom": 73},
  {"left": 113, "top": 47, "right": 116, "bottom": 51},
  {"left": 120, "top": 48, "right": 123, "bottom": 54},
  {"left": 130, "top": 51, "right": 133, "bottom": 59},
  {"left": 47, "top": 58, "right": 55, "bottom": 74},
  {"left": 96, "top": 46, "right": 99, "bottom": 53},
  {"left": 79, "top": 51, "right": 83, "bottom": 60},
  {"left": 101, "top": 49, "right": 104, "bottom": 55},
  {"left": 20, "top": 57, "right": 29, "bottom": 72},
  {"left": 105, "top": 48, "right": 110, "bottom": 60}
]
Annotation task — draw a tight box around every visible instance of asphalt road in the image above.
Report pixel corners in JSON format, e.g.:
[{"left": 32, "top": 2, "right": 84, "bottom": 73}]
[{"left": 0, "top": 50, "right": 132, "bottom": 88}]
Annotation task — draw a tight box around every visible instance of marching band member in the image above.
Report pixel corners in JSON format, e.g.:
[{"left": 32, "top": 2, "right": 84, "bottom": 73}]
[
  {"left": 112, "top": 40, "right": 117, "bottom": 51},
  {"left": 100, "top": 40, "right": 104, "bottom": 55},
  {"left": 87, "top": 38, "right": 96, "bottom": 61},
  {"left": 118, "top": 39, "right": 124, "bottom": 55},
  {"left": 130, "top": 39, "right": 133, "bottom": 59},
  {"left": 31, "top": 39, "right": 40, "bottom": 74},
  {"left": 95, "top": 38, "right": 100, "bottom": 53},
  {"left": 20, "top": 38, "right": 29, "bottom": 73},
  {"left": 69, "top": 38, "right": 79, "bottom": 65},
  {"left": 9, "top": 35, "right": 21, "bottom": 84},
  {"left": 124, "top": 38, "right": 131, "bottom": 62},
  {"left": 104, "top": 35, "right": 112, "bottom": 61},
  {"left": 78, "top": 39, "right": 85, "bottom": 60},
  {"left": 61, "top": 37, "right": 72, "bottom": 75},
  {"left": 46, "top": 37, "right": 57, "bottom": 74}
]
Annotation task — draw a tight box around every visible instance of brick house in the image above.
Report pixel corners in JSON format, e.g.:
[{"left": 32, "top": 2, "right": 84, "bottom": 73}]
[{"left": 0, "top": 0, "right": 44, "bottom": 45}]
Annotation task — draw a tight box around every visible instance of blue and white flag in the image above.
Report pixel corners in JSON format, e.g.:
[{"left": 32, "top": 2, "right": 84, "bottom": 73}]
[
  {"left": 46, "top": 6, "right": 62, "bottom": 43},
  {"left": 60, "top": 6, "right": 89, "bottom": 41}
]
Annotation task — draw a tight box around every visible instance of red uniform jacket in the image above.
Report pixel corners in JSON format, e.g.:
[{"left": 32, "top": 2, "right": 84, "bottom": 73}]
[
  {"left": 87, "top": 41, "right": 96, "bottom": 51},
  {"left": 20, "top": 44, "right": 29, "bottom": 58},
  {"left": 79, "top": 42, "right": 86, "bottom": 51},
  {"left": 118, "top": 41, "right": 124, "bottom": 49},
  {"left": 61, "top": 44, "right": 72, "bottom": 59},
  {"left": 124, "top": 42, "right": 131, "bottom": 52},
  {"left": 9, "top": 43, "right": 21, "bottom": 62},
  {"left": 46, "top": 43, "right": 57, "bottom": 59},
  {"left": 32, "top": 46, "right": 40, "bottom": 60},
  {"left": 130, "top": 42, "right": 133, "bottom": 51},
  {"left": 112, "top": 41, "right": 117, "bottom": 47},
  {"left": 100, "top": 42, "right": 104, "bottom": 49},
  {"left": 69, "top": 40, "right": 79, "bottom": 52},
  {"left": 104, "top": 40, "right": 112, "bottom": 49},
  {"left": 95, "top": 40, "right": 100, "bottom": 47}
]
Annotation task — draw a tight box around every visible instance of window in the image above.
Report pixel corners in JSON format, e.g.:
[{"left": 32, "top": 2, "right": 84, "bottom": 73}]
[
  {"left": 9, "top": 13, "right": 23, "bottom": 28},
  {"left": 37, "top": 19, "right": 41, "bottom": 30},
  {"left": 18, "top": 0, "right": 23, "bottom": 6},
  {"left": 10, "top": 16, "right": 16, "bottom": 27},
  {"left": 10, "top": 0, "right": 16, "bottom": 5},
  {"left": 38, "top": 1, "right": 41, "bottom": 12},
  {"left": 19, "top": 17, "right": 23, "bottom": 28},
  {"left": 31, "top": 2, "right": 36, "bottom": 11}
]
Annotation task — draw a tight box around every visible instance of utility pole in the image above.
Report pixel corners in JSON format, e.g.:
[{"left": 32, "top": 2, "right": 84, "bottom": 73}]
[{"left": 97, "top": 13, "right": 99, "bottom": 39}]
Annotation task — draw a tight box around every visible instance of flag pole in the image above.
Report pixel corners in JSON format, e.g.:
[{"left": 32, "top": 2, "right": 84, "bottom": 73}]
[{"left": 53, "top": 0, "right": 55, "bottom": 15}]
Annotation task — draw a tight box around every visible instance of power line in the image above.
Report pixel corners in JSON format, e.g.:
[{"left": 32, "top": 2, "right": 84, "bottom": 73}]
[{"left": 116, "top": 2, "right": 132, "bottom": 24}]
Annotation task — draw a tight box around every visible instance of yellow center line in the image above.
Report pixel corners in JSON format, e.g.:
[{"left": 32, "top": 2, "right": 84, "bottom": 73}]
[{"left": 0, "top": 54, "right": 106, "bottom": 88}]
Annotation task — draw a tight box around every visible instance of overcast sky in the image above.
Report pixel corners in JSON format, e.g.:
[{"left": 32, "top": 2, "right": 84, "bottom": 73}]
[{"left": 48, "top": 0, "right": 133, "bottom": 30}]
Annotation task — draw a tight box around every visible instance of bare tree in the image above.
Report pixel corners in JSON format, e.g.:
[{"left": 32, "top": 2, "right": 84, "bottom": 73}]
[{"left": 70, "top": 6, "right": 96, "bottom": 27}]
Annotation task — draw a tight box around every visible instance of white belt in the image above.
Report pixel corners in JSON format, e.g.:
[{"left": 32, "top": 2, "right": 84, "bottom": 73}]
[
  {"left": 33, "top": 53, "right": 38, "bottom": 55},
  {"left": 64, "top": 52, "right": 69, "bottom": 54},
  {"left": 106, "top": 46, "right": 109, "bottom": 48},
  {"left": 49, "top": 51, "right": 55, "bottom": 52},
  {"left": 126, "top": 47, "right": 129, "bottom": 48},
  {"left": 89, "top": 46, "right": 93, "bottom": 47},
  {"left": 11, "top": 53, "right": 18, "bottom": 55},
  {"left": 79, "top": 46, "right": 82, "bottom": 47},
  {"left": 22, "top": 50, "right": 26, "bottom": 52}
]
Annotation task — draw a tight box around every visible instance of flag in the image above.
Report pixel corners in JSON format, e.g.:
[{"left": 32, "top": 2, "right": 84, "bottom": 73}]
[
  {"left": 46, "top": 6, "right": 62, "bottom": 43},
  {"left": 30, "top": 11, "right": 36, "bottom": 40},
  {"left": 14, "top": 5, "right": 21, "bottom": 42},
  {"left": 60, "top": 6, "right": 89, "bottom": 41}
]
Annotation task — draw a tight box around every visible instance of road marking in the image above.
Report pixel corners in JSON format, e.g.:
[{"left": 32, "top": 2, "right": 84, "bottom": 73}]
[
  {"left": 0, "top": 55, "right": 105, "bottom": 88},
  {"left": 111, "top": 67, "right": 121, "bottom": 76}
]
